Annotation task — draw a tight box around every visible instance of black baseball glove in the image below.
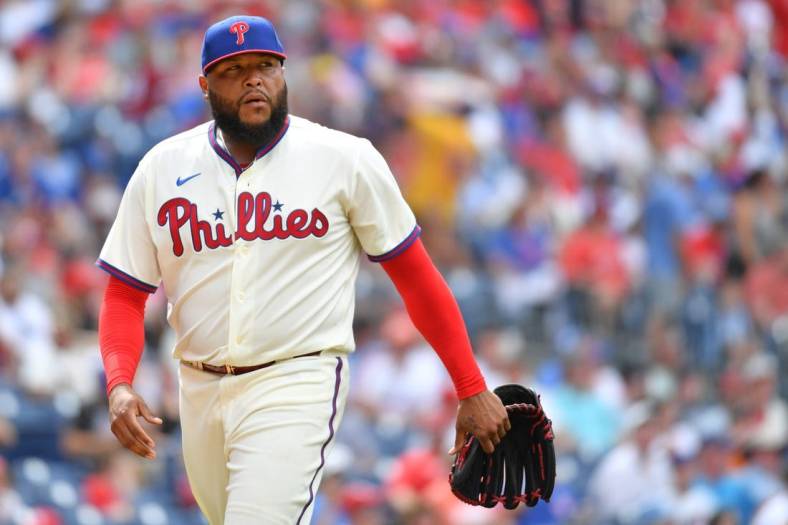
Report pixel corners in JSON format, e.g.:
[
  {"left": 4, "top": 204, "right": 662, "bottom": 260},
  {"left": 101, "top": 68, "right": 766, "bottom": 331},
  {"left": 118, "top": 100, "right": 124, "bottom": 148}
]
[{"left": 449, "top": 384, "right": 556, "bottom": 509}]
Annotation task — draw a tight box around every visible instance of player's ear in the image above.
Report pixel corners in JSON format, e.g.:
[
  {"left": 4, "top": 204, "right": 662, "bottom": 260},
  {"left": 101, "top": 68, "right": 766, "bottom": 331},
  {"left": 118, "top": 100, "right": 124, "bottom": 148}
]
[{"left": 198, "top": 75, "right": 209, "bottom": 99}]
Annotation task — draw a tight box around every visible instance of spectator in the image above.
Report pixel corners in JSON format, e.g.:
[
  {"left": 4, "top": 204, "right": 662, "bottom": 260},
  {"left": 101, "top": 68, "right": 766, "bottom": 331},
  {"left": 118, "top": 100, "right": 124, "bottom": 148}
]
[
  {"left": 694, "top": 437, "right": 755, "bottom": 523},
  {"left": 0, "top": 265, "right": 57, "bottom": 395},
  {"left": 587, "top": 401, "right": 674, "bottom": 523},
  {"left": 559, "top": 204, "right": 631, "bottom": 327},
  {"left": 550, "top": 351, "right": 621, "bottom": 460}
]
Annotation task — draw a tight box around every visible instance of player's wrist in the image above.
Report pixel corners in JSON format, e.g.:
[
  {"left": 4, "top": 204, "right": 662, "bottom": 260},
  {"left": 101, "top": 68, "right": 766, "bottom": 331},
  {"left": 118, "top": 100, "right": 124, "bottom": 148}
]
[
  {"left": 456, "top": 376, "right": 487, "bottom": 401},
  {"left": 107, "top": 381, "right": 133, "bottom": 398}
]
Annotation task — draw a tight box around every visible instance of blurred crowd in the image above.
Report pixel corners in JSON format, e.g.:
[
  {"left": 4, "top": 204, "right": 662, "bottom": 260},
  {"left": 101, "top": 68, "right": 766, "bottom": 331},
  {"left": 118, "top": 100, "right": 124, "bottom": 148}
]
[{"left": 0, "top": 0, "right": 787, "bottom": 524}]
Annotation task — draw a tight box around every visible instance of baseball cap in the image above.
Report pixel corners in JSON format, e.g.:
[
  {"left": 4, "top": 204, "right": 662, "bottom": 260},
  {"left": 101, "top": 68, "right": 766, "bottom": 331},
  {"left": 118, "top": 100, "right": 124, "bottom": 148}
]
[{"left": 201, "top": 15, "right": 286, "bottom": 74}]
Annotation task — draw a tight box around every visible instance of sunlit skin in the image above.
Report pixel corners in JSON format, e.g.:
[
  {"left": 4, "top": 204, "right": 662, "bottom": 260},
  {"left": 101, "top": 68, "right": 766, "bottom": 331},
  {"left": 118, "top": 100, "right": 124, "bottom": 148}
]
[{"left": 198, "top": 53, "right": 287, "bottom": 165}]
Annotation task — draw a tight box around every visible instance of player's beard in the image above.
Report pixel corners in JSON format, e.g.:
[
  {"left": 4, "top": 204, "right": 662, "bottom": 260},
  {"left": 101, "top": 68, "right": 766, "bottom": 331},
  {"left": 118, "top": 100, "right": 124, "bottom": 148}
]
[{"left": 209, "top": 83, "right": 289, "bottom": 147}]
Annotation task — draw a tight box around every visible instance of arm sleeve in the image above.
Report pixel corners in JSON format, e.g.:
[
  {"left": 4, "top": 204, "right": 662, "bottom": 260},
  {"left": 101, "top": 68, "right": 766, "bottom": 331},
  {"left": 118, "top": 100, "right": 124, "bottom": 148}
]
[
  {"left": 99, "top": 275, "right": 148, "bottom": 395},
  {"left": 345, "top": 139, "right": 421, "bottom": 262},
  {"left": 380, "top": 238, "right": 487, "bottom": 400},
  {"left": 96, "top": 160, "right": 161, "bottom": 293}
]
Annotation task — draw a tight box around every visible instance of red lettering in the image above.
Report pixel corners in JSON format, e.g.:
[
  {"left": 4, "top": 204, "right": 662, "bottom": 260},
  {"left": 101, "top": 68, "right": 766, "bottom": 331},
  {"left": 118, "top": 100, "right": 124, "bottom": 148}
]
[
  {"left": 286, "top": 209, "right": 310, "bottom": 238},
  {"left": 236, "top": 192, "right": 256, "bottom": 241},
  {"left": 188, "top": 205, "right": 205, "bottom": 252},
  {"left": 159, "top": 193, "right": 330, "bottom": 256},
  {"left": 309, "top": 209, "right": 329, "bottom": 237},
  {"left": 157, "top": 198, "right": 191, "bottom": 256},
  {"left": 254, "top": 192, "right": 274, "bottom": 240},
  {"left": 271, "top": 214, "right": 288, "bottom": 239},
  {"left": 230, "top": 21, "right": 250, "bottom": 45},
  {"left": 195, "top": 213, "right": 227, "bottom": 251},
  {"left": 214, "top": 223, "right": 233, "bottom": 247}
]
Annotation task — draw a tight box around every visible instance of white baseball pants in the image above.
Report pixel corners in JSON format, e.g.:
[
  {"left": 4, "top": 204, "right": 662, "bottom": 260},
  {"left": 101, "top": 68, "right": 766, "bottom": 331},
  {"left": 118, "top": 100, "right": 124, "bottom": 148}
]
[{"left": 178, "top": 351, "right": 349, "bottom": 524}]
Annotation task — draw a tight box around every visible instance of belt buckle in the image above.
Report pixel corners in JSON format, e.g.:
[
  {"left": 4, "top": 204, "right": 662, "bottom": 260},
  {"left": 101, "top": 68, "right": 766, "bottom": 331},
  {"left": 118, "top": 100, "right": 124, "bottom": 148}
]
[
  {"left": 225, "top": 364, "right": 235, "bottom": 375},
  {"left": 185, "top": 360, "right": 203, "bottom": 371}
]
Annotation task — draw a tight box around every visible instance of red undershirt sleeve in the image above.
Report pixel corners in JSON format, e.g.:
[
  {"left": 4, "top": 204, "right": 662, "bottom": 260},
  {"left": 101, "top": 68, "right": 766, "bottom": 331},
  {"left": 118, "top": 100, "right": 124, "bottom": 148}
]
[
  {"left": 379, "top": 238, "right": 487, "bottom": 400},
  {"left": 99, "top": 275, "right": 149, "bottom": 395}
]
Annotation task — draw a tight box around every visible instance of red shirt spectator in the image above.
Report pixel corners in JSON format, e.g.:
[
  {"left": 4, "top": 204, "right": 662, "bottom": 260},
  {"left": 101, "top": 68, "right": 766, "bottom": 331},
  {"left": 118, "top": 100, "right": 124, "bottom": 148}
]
[
  {"left": 559, "top": 211, "right": 630, "bottom": 304},
  {"left": 746, "top": 247, "right": 788, "bottom": 326}
]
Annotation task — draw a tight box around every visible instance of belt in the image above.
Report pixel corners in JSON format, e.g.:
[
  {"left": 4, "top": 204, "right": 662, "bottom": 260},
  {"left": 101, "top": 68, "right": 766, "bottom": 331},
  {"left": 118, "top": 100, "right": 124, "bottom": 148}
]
[{"left": 181, "top": 350, "right": 324, "bottom": 376}]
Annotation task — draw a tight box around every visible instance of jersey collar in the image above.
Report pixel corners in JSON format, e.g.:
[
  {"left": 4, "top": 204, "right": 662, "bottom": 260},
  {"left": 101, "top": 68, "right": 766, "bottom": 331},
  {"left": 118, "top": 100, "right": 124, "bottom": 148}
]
[{"left": 208, "top": 115, "right": 290, "bottom": 176}]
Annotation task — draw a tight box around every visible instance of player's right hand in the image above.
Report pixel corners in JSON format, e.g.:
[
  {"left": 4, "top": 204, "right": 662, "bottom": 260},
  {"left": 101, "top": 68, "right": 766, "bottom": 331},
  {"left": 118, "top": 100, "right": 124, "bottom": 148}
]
[{"left": 108, "top": 383, "right": 163, "bottom": 460}]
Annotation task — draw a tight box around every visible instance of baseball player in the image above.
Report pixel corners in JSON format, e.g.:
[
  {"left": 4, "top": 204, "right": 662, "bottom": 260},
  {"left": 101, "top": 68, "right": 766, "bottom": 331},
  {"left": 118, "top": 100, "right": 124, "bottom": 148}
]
[{"left": 97, "top": 15, "right": 509, "bottom": 524}]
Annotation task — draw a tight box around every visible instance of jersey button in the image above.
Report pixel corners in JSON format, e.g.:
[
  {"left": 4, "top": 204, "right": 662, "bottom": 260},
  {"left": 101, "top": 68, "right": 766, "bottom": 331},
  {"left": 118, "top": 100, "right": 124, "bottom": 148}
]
[
  {"left": 238, "top": 291, "right": 246, "bottom": 301},
  {"left": 236, "top": 336, "right": 244, "bottom": 345}
]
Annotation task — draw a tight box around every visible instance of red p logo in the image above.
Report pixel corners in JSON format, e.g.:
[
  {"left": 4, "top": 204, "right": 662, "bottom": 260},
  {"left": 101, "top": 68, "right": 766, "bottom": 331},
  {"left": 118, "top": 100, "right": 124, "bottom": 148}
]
[{"left": 230, "top": 21, "right": 250, "bottom": 45}]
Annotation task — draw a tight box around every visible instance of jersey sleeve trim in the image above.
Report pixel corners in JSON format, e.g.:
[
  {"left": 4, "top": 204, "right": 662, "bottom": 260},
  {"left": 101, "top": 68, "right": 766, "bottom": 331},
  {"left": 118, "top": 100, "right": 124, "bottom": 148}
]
[
  {"left": 96, "top": 259, "right": 158, "bottom": 294},
  {"left": 367, "top": 224, "right": 422, "bottom": 263}
]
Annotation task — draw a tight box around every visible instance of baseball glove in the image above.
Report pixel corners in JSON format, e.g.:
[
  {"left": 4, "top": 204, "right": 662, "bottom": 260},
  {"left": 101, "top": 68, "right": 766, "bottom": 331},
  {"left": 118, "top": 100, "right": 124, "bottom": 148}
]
[{"left": 449, "top": 384, "right": 556, "bottom": 509}]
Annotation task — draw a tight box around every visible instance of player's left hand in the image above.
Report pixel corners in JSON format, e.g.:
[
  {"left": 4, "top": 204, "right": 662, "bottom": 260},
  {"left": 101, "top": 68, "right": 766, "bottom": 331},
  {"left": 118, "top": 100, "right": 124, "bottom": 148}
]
[{"left": 449, "top": 390, "right": 510, "bottom": 455}]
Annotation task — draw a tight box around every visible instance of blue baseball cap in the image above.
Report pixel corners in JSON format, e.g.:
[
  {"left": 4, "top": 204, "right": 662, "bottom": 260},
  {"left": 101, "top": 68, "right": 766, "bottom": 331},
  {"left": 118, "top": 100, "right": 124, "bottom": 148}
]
[{"left": 201, "top": 15, "right": 286, "bottom": 74}]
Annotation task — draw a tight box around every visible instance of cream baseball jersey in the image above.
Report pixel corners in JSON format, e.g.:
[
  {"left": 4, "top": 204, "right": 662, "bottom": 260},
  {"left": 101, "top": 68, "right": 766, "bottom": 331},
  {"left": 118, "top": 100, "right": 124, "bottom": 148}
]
[{"left": 97, "top": 115, "right": 419, "bottom": 366}]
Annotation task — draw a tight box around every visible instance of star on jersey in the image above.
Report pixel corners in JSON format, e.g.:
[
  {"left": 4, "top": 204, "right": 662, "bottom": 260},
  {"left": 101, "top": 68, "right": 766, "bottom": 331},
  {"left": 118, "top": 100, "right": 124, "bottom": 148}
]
[
  {"left": 212, "top": 209, "right": 224, "bottom": 221},
  {"left": 273, "top": 200, "right": 284, "bottom": 212}
]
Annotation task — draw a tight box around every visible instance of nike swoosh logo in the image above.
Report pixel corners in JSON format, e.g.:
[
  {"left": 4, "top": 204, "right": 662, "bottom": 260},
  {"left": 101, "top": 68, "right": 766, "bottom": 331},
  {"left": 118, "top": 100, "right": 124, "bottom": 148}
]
[{"left": 176, "top": 173, "right": 201, "bottom": 186}]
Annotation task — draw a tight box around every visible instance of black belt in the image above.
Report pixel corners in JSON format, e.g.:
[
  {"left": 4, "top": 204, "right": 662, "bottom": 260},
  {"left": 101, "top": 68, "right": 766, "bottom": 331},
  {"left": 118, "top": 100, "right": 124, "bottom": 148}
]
[{"left": 181, "top": 350, "right": 324, "bottom": 376}]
